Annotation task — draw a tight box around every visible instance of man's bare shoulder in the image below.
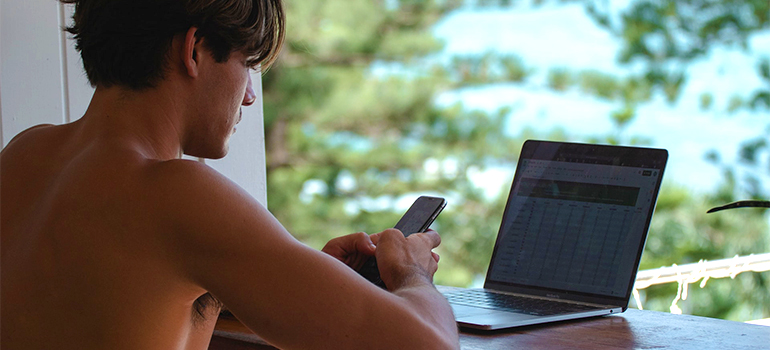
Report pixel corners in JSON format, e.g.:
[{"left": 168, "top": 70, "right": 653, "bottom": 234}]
[
  {"left": 142, "top": 158, "right": 299, "bottom": 294},
  {"left": 145, "top": 158, "right": 252, "bottom": 203},
  {"left": 144, "top": 159, "right": 247, "bottom": 212},
  {"left": 8, "top": 123, "right": 56, "bottom": 142},
  {"left": 147, "top": 158, "right": 221, "bottom": 182},
  {"left": 143, "top": 158, "right": 283, "bottom": 243},
  {"left": 1, "top": 124, "right": 56, "bottom": 156}
]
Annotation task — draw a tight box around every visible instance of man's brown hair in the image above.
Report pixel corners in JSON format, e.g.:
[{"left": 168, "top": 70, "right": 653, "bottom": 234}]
[{"left": 61, "top": 0, "right": 284, "bottom": 89}]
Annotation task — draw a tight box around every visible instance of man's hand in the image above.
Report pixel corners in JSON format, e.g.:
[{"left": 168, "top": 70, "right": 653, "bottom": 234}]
[
  {"left": 321, "top": 232, "right": 377, "bottom": 271},
  {"left": 374, "top": 228, "right": 441, "bottom": 291}
]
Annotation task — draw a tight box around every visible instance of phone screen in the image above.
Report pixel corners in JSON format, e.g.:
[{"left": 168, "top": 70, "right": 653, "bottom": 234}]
[
  {"left": 393, "top": 196, "right": 447, "bottom": 236},
  {"left": 357, "top": 195, "right": 446, "bottom": 288}
]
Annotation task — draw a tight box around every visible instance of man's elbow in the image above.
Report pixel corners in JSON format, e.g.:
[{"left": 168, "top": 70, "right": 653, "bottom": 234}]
[{"left": 407, "top": 322, "right": 460, "bottom": 350}]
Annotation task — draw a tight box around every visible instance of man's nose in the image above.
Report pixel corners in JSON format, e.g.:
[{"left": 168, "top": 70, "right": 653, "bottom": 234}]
[{"left": 243, "top": 74, "right": 256, "bottom": 106}]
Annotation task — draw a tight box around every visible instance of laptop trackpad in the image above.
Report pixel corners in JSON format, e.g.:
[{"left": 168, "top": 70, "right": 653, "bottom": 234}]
[
  {"left": 456, "top": 309, "right": 538, "bottom": 329},
  {"left": 451, "top": 305, "right": 537, "bottom": 320},
  {"left": 450, "top": 304, "right": 492, "bottom": 318}
]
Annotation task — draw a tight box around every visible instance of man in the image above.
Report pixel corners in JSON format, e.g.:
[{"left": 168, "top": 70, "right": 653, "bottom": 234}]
[{"left": 0, "top": 0, "right": 459, "bottom": 349}]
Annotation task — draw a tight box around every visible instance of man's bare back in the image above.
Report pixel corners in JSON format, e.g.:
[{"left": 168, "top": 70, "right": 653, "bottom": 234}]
[
  {"left": 1, "top": 106, "right": 457, "bottom": 349},
  {"left": 1, "top": 1, "right": 459, "bottom": 349},
  {"left": 1, "top": 122, "right": 224, "bottom": 349}
]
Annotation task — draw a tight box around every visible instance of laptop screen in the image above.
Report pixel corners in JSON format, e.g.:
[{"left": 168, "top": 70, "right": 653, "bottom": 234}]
[{"left": 486, "top": 140, "right": 667, "bottom": 300}]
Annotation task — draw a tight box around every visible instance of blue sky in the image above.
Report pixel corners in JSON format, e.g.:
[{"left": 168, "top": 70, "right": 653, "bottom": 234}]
[{"left": 431, "top": 3, "right": 770, "bottom": 198}]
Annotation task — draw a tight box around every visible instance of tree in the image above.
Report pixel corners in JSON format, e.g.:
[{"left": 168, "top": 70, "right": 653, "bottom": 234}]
[
  {"left": 261, "top": 0, "right": 521, "bottom": 262},
  {"left": 584, "top": 0, "right": 770, "bottom": 194},
  {"left": 580, "top": 0, "right": 770, "bottom": 320},
  {"left": 261, "top": 0, "right": 770, "bottom": 321}
]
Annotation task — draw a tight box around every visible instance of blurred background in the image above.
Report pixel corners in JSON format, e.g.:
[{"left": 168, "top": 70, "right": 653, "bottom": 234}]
[{"left": 260, "top": 0, "right": 770, "bottom": 323}]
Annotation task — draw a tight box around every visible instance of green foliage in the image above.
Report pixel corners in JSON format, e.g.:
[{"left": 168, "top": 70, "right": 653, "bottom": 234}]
[
  {"left": 262, "top": 0, "right": 770, "bottom": 322},
  {"left": 547, "top": 67, "right": 572, "bottom": 91},
  {"left": 578, "top": 70, "right": 620, "bottom": 99},
  {"left": 587, "top": 0, "right": 770, "bottom": 106},
  {"left": 263, "top": 0, "right": 524, "bottom": 253},
  {"left": 448, "top": 52, "right": 532, "bottom": 86},
  {"left": 640, "top": 183, "right": 770, "bottom": 320},
  {"left": 587, "top": 0, "right": 769, "bottom": 198},
  {"left": 543, "top": 67, "right": 655, "bottom": 106},
  {"left": 644, "top": 189, "right": 769, "bottom": 269},
  {"left": 610, "top": 105, "right": 635, "bottom": 129},
  {"left": 699, "top": 92, "right": 714, "bottom": 111},
  {"left": 727, "top": 94, "right": 745, "bottom": 114},
  {"left": 750, "top": 57, "right": 770, "bottom": 110}
]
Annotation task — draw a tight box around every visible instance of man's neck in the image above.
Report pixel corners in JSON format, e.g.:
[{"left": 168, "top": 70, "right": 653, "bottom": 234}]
[{"left": 77, "top": 85, "right": 189, "bottom": 161}]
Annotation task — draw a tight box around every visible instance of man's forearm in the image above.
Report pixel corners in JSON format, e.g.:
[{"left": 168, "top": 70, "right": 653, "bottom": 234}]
[{"left": 392, "top": 279, "right": 459, "bottom": 349}]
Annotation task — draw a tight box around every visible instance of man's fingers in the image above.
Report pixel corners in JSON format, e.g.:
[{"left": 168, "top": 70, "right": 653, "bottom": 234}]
[
  {"left": 414, "top": 229, "right": 441, "bottom": 249},
  {"left": 355, "top": 232, "right": 376, "bottom": 254},
  {"left": 377, "top": 228, "right": 405, "bottom": 244},
  {"left": 380, "top": 228, "right": 441, "bottom": 251},
  {"left": 369, "top": 231, "right": 383, "bottom": 245},
  {"left": 321, "top": 232, "right": 376, "bottom": 265}
]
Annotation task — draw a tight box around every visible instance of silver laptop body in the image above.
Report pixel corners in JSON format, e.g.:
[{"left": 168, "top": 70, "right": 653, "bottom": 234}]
[{"left": 443, "top": 140, "right": 668, "bottom": 330}]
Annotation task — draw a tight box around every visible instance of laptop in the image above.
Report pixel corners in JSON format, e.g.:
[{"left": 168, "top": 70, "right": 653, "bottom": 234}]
[{"left": 441, "top": 139, "right": 668, "bottom": 330}]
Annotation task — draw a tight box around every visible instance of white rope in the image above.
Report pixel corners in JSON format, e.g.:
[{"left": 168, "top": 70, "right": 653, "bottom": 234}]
[{"left": 631, "top": 253, "right": 770, "bottom": 310}]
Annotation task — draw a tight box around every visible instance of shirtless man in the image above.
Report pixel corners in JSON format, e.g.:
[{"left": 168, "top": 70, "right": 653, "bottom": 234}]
[{"left": 0, "top": 0, "right": 459, "bottom": 349}]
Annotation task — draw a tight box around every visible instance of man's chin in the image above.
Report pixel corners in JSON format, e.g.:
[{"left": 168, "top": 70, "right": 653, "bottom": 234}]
[{"left": 184, "top": 144, "right": 229, "bottom": 160}]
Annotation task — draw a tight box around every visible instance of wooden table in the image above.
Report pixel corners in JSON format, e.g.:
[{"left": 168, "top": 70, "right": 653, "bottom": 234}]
[{"left": 209, "top": 307, "right": 770, "bottom": 349}]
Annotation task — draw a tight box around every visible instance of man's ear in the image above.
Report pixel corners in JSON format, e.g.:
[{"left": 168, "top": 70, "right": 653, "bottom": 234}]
[{"left": 182, "top": 27, "right": 202, "bottom": 78}]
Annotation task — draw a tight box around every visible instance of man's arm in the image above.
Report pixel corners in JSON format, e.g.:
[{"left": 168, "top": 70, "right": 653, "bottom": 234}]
[{"left": 151, "top": 160, "right": 459, "bottom": 349}]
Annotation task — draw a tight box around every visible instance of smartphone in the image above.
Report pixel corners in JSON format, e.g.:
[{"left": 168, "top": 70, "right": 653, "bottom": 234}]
[{"left": 357, "top": 196, "right": 447, "bottom": 289}]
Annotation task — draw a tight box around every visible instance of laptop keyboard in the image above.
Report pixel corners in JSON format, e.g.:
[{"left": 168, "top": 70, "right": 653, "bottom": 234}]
[{"left": 443, "top": 289, "right": 597, "bottom": 316}]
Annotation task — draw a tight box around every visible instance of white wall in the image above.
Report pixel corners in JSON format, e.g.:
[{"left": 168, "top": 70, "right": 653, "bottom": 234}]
[
  {"left": 1, "top": 0, "right": 70, "bottom": 141},
  {"left": 205, "top": 70, "right": 269, "bottom": 205},
  {"left": 0, "top": 0, "right": 267, "bottom": 205}
]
